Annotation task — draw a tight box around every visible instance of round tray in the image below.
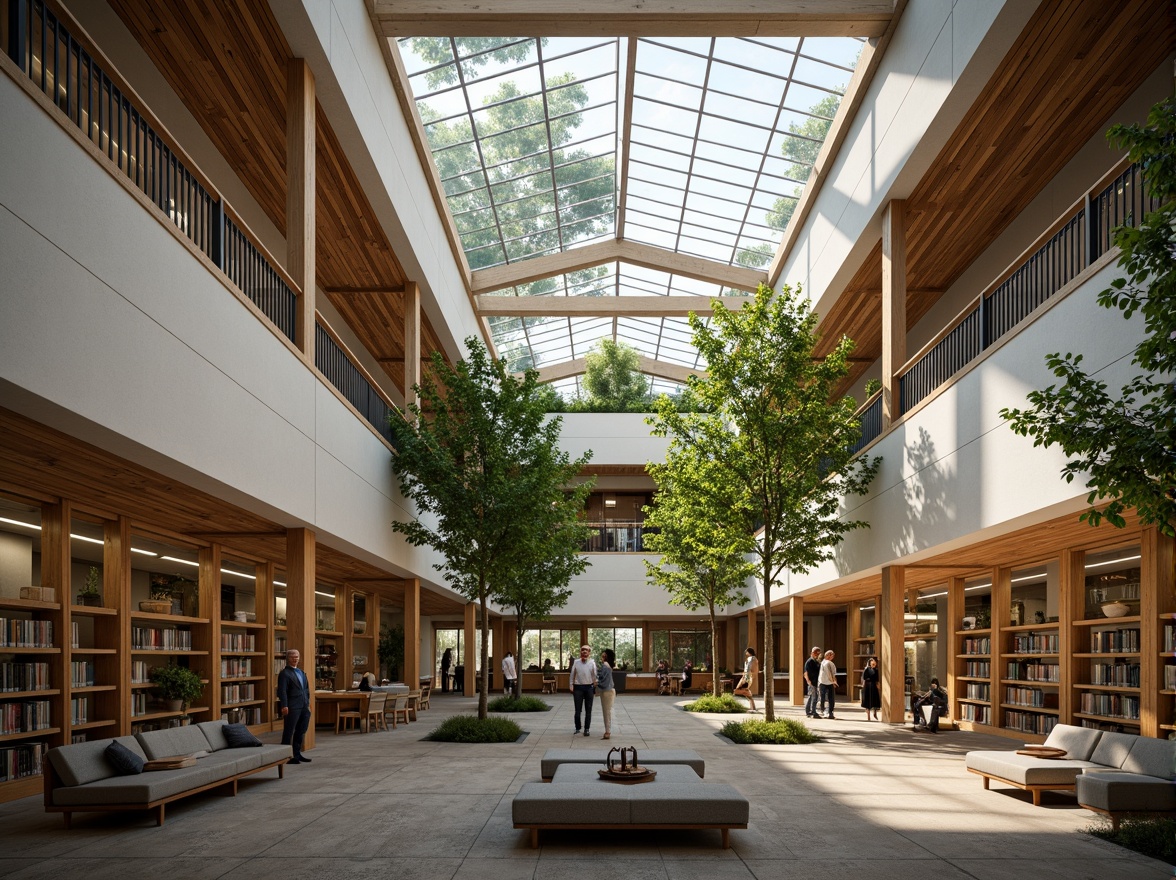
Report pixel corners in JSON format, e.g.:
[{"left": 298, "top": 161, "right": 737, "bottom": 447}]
[
  {"left": 1016, "top": 746, "right": 1067, "bottom": 759},
  {"left": 598, "top": 766, "right": 657, "bottom": 784}
]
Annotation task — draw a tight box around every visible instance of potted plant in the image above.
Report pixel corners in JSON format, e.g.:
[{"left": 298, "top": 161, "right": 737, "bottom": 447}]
[
  {"left": 77, "top": 566, "right": 101, "bottom": 607},
  {"left": 378, "top": 623, "right": 404, "bottom": 682},
  {"left": 149, "top": 664, "right": 204, "bottom": 717}
]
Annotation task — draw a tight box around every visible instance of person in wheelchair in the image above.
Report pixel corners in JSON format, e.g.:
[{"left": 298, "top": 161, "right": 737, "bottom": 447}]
[{"left": 911, "top": 678, "right": 949, "bottom": 733}]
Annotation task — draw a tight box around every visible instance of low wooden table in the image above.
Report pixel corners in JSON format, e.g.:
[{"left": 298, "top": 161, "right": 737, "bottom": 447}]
[{"left": 314, "top": 691, "right": 371, "bottom": 732}]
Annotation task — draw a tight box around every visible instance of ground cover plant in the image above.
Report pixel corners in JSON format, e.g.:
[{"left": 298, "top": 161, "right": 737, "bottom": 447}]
[
  {"left": 719, "top": 718, "right": 819, "bottom": 745},
  {"left": 487, "top": 695, "right": 551, "bottom": 712},
  {"left": 1086, "top": 816, "right": 1176, "bottom": 864},
  {"left": 426, "top": 715, "right": 523, "bottom": 743},
  {"left": 684, "top": 693, "right": 747, "bottom": 713}
]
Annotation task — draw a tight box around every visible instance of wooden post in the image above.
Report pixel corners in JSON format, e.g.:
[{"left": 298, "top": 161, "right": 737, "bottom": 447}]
[
  {"left": 463, "top": 602, "right": 476, "bottom": 696},
  {"left": 880, "top": 565, "right": 905, "bottom": 723},
  {"left": 789, "top": 595, "right": 805, "bottom": 706},
  {"left": 287, "top": 58, "right": 316, "bottom": 361},
  {"left": 286, "top": 528, "right": 316, "bottom": 750},
  {"left": 1057, "top": 549, "right": 1077, "bottom": 726},
  {"left": 404, "top": 280, "right": 421, "bottom": 412},
  {"left": 882, "top": 199, "right": 906, "bottom": 428},
  {"left": 946, "top": 577, "right": 963, "bottom": 727},
  {"left": 404, "top": 578, "right": 420, "bottom": 687},
  {"left": 492, "top": 616, "right": 505, "bottom": 684},
  {"left": 40, "top": 503, "right": 69, "bottom": 745}
]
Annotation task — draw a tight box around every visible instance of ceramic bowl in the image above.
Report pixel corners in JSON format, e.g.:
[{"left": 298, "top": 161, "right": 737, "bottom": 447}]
[{"left": 1101, "top": 601, "right": 1132, "bottom": 618}]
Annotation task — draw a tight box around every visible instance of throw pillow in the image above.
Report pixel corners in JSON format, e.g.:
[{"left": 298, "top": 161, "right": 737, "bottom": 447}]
[
  {"left": 105, "top": 740, "right": 145, "bottom": 775},
  {"left": 222, "top": 723, "right": 263, "bottom": 748}
]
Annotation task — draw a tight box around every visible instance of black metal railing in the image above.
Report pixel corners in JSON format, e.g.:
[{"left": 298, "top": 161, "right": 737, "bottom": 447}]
[
  {"left": 849, "top": 393, "right": 883, "bottom": 456},
  {"left": 894, "top": 156, "right": 1154, "bottom": 420},
  {"left": 581, "top": 522, "right": 649, "bottom": 553},
  {"left": 5, "top": 0, "right": 295, "bottom": 344},
  {"left": 315, "top": 325, "right": 397, "bottom": 446}
]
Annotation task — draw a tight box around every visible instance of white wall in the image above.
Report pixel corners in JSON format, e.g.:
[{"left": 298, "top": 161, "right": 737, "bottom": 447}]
[
  {"left": 0, "top": 70, "right": 459, "bottom": 600},
  {"left": 780, "top": 0, "right": 1040, "bottom": 314},
  {"left": 785, "top": 257, "right": 1144, "bottom": 596},
  {"left": 559, "top": 553, "right": 713, "bottom": 620},
  {"left": 556, "top": 413, "right": 670, "bottom": 466}
]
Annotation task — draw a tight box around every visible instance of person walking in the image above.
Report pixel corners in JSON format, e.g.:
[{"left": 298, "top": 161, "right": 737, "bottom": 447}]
[
  {"left": 803, "top": 646, "right": 822, "bottom": 717},
  {"left": 597, "top": 648, "right": 616, "bottom": 740},
  {"left": 440, "top": 647, "right": 452, "bottom": 693},
  {"left": 276, "top": 648, "right": 312, "bottom": 763},
  {"left": 861, "top": 656, "right": 881, "bottom": 720},
  {"left": 569, "top": 645, "right": 597, "bottom": 736},
  {"left": 819, "top": 649, "right": 838, "bottom": 719},
  {"left": 733, "top": 646, "right": 759, "bottom": 712}
]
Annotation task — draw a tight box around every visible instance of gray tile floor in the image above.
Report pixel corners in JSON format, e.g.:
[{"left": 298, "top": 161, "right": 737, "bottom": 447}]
[{"left": 0, "top": 692, "right": 1165, "bottom": 878}]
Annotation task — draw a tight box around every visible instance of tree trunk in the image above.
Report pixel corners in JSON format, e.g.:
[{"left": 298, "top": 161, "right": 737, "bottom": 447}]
[
  {"left": 478, "top": 589, "right": 489, "bottom": 719},
  {"left": 709, "top": 597, "right": 720, "bottom": 697},
  {"left": 763, "top": 555, "right": 775, "bottom": 722},
  {"left": 515, "top": 614, "right": 525, "bottom": 699}
]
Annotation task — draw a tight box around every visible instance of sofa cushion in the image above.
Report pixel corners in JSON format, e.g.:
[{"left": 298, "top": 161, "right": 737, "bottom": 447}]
[
  {"left": 222, "top": 724, "right": 263, "bottom": 748},
  {"left": 48, "top": 736, "right": 146, "bottom": 788},
  {"left": 551, "top": 764, "right": 701, "bottom": 785},
  {"left": 629, "top": 783, "right": 749, "bottom": 825},
  {"left": 196, "top": 721, "right": 229, "bottom": 751},
  {"left": 50, "top": 762, "right": 227, "bottom": 806},
  {"left": 135, "top": 726, "right": 214, "bottom": 760},
  {"left": 1042, "top": 724, "right": 1102, "bottom": 761},
  {"left": 512, "top": 782, "right": 632, "bottom": 825},
  {"left": 105, "top": 740, "right": 145, "bottom": 776},
  {"left": 1078, "top": 771, "right": 1176, "bottom": 812},
  {"left": 965, "top": 750, "right": 1096, "bottom": 785},
  {"left": 1121, "top": 737, "right": 1176, "bottom": 780},
  {"left": 1089, "top": 731, "right": 1138, "bottom": 769}
]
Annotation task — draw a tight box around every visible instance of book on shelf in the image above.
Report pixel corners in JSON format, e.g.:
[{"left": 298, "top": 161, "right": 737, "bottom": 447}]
[
  {"left": 1006, "top": 660, "right": 1059, "bottom": 682},
  {"left": 220, "top": 632, "right": 256, "bottom": 652},
  {"left": 0, "top": 741, "right": 45, "bottom": 781},
  {"left": 1003, "top": 711, "right": 1057, "bottom": 736},
  {"left": 131, "top": 626, "right": 193, "bottom": 651},
  {"left": 1, "top": 700, "right": 51, "bottom": 735},
  {"left": 1, "top": 661, "right": 51, "bottom": 691},
  {"left": 220, "top": 658, "right": 253, "bottom": 678},
  {"left": 1089, "top": 628, "right": 1140, "bottom": 653},
  {"left": 0, "top": 618, "right": 53, "bottom": 648},
  {"left": 965, "top": 660, "right": 990, "bottom": 677},
  {"left": 1010, "top": 632, "right": 1058, "bottom": 653},
  {"left": 70, "top": 660, "right": 94, "bottom": 688},
  {"left": 1089, "top": 662, "right": 1141, "bottom": 687},
  {"left": 961, "top": 637, "right": 990, "bottom": 654},
  {"left": 1079, "top": 692, "right": 1140, "bottom": 719},
  {"left": 69, "top": 696, "right": 88, "bottom": 725}
]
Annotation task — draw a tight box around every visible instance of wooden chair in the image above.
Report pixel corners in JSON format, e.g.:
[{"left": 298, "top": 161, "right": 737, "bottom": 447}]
[
  {"left": 365, "top": 692, "right": 387, "bottom": 731},
  {"left": 542, "top": 676, "right": 557, "bottom": 694},
  {"left": 336, "top": 701, "right": 363, "bottom": 734},
  {"left": 406, "top": 690, "right": 421, "bottom": 722},
  {"left": 418, "top": 680, "right": 432, "bottom": 711},
  {"left": 388, "top": 693, "right": 412, "bottom": 728}
]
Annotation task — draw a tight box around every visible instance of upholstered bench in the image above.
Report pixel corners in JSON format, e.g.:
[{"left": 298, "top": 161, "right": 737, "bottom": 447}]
[
  {"left": 540, "top": 748, "right": 704, "bottom": 780},
  {"left": 965, "top": 724, "right": 1102, "bottom": 805},
  {"left": 513, "top": 767, "right": 748, "bottom": 848},
  {"left": 44, "top": 722, "right": 291, "bottom": 827}
]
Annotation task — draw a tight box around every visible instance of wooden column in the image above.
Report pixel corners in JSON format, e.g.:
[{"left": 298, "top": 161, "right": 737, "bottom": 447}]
[
  {"left": 404, "top": 280, "right": 421, "bottom": 412},
  {"left": 726, "top": 618, "right": 740, "bottom": 673},
  {"left": 463, "top": 602, "right": 476, "bottom": 696},
  {"left": 745, "top": 608, "right": 758, "bottom": 668},
  {"left": 287, "top": 58, "right": 316, "bottom": 361},
  {"left": 789, "top": 595, "right": 805, "bottom": 705},
  {"left": 642, "top": 622, "right": 652, "bottom": 671},
  {"left": 286, "top": 528, "right": 316, "bottom": 750},
  {"left": 40, "top": 503, "right": 69, "bottom": 744},
  {"left": 946, "top": 577, "right": 963, "bottom": 725},
  {"left": 1141, "top": 527, "right": 1174, "bottom": 737},
  {"left": 404, "top": 578, "right": 420, "bottom": 687},
  {"left": 880, "top": 565, "right": 905, "bottom": 723},
  {"left": 990, "top": 566, "right": 1010, "bottom": 731},
  {"left": 881, "top": 199, "right": 907, "bottom": 428},
  {"left": 1057, "top": 549, "right": 1077, "bottom": 726}
]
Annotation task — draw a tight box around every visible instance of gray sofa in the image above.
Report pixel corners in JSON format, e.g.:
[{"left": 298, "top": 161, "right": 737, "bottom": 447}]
[
  {"left": 513, "top": 762, "right": 748, "bottom": 848},
  {"left": 44, "top": 722, "right": 291, "bottom": 827},
  {"left": 965, "top": 724, "right": 1176, "bottom": 822}
]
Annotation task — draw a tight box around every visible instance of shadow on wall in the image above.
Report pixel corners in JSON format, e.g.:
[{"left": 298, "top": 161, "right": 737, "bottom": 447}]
[{"left": 834, "top": 426, "right": 956, "bottom": 575}]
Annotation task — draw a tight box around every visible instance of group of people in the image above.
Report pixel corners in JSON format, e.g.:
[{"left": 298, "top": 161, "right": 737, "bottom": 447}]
[
  {"left": 569, "top": 644, "right": 617, "bottom": 739},
  {"left": 850, "top": 651, "right": 949, "bottom": 732},
  {"left": 653, "top": 658, "right": 695, "bottom": 694},
  {"left": 802, "top": 647, "right": 842, "bottom": 719}
]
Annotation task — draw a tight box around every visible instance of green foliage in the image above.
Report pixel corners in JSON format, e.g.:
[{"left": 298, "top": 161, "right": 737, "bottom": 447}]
[
  {"left": 378, "top": 624, "right": 405, "bottom": 679},
  {"left": 80, "top": 566, "right": 100, "bottom": 597},
  {"left": 683, "top": 693, "right": 747, "bottom": 713},
  {"left": 148, "top": 664, "right": 203, "bottom": 708},
  {"left": 487, "top": 695, "right": 552, "bottom": 712},
  {"left": 864, "top": 378, "right": 882, "bottom": 397},
  {"left": 1001, "top": 97, "right": 1176, "bottom": 537},
  {"left": 426, "top": 714, "right": 524, "bottom": 743},
  {"left": 1086, "top": 816, "right": 1176, "bottom": 864},
  {"left": 579, "top": 340, "right": 651, "bottom": 411},
  {"left": 765, "top": 92, "right": 844, "bottom": 236},
  {"left": 388, "top": 338, "right": 592, "bottom": 718},
  {"left": 649, "top": 284, "right": 880, "bottom": 720},
  {"left": 719, "top": 718, "right": 820, "bottom": 745},
  {"left": 645, "top": 424, "right": 754, "bottom": 696}
]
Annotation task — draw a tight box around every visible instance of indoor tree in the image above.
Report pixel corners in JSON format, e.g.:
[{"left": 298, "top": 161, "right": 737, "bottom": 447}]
[
  {"left": 1001, "top": 96, "right": 1175, "bottom": 538},
  {"left": 579, "top": 339, "right": 650, "bottom": 412},
  {"left": 644, "top": 438, "right": 755, "bottom": 697},
  {"left": 389, "top": 338, "right": 592, "bottom": 718},
  {"left": 649, "top": 284, "right": 880, "bottom": 721}
]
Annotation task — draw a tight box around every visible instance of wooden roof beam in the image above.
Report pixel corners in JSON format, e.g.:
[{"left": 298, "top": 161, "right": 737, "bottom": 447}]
[
  {"left": 528, "top": 356, "right": 701, "bottom": 385},
  {"left": 372, "top": 1, "right": 895, "bottom": 38},
  {"left": 470, "top": 240, "right": 766, "bottom": 294},
  {"left": 476, "top": 294, "right": 748, "bottom": 318}
]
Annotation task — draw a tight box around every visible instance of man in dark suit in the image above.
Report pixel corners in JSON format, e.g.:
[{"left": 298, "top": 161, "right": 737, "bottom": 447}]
[{"left": 277, "top": 648, "right": 312, "bottom": 763}]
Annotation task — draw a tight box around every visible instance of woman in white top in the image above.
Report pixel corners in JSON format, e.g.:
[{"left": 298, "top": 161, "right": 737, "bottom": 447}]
[
  {"left": 734, "top": 646, "right": 759, "bottom": 712},
  {"left": 596, "top": 648, "right": 616, "bottom": 739},
  {"left": 501, "top": 650, "right": 517, "bottom": 695}
]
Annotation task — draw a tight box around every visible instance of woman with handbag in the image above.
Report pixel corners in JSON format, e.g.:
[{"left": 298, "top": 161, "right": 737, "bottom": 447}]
[
  {"left": 597, "top": 648, "right": 616, "bottom": 739},
  {"left": 733, "top": 646, "right": 759, "bottom": 712}
]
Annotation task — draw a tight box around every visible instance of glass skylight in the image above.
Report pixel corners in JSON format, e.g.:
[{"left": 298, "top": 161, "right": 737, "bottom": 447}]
[{"left": 396, "top": 33, "right": 863, "bottom": 377}]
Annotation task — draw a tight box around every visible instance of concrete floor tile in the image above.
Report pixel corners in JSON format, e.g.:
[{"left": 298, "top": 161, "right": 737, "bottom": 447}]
[
  {"left": 744, "top": 859, "right": 974, "bottom": 880},
  {"left": 661, "top": 857, "right": 755, "bottom": 879},
  {"left": 1, "top": 858, "right": 248, "bottom": 879},
  {"left": 0, "top": 863, "right": 39, "bottom": 879},
  {"left": 450, "top": 857, "right": 540, "bottom": 879},
  {"left": 533, "top": 857, "right": 668, "bottom": 879},
  {"left": 951, "top": 856, "right": 1172, "bottom": 879},
  {"left": 231, "top": 857, "right": 462, "bottom": 880}
]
